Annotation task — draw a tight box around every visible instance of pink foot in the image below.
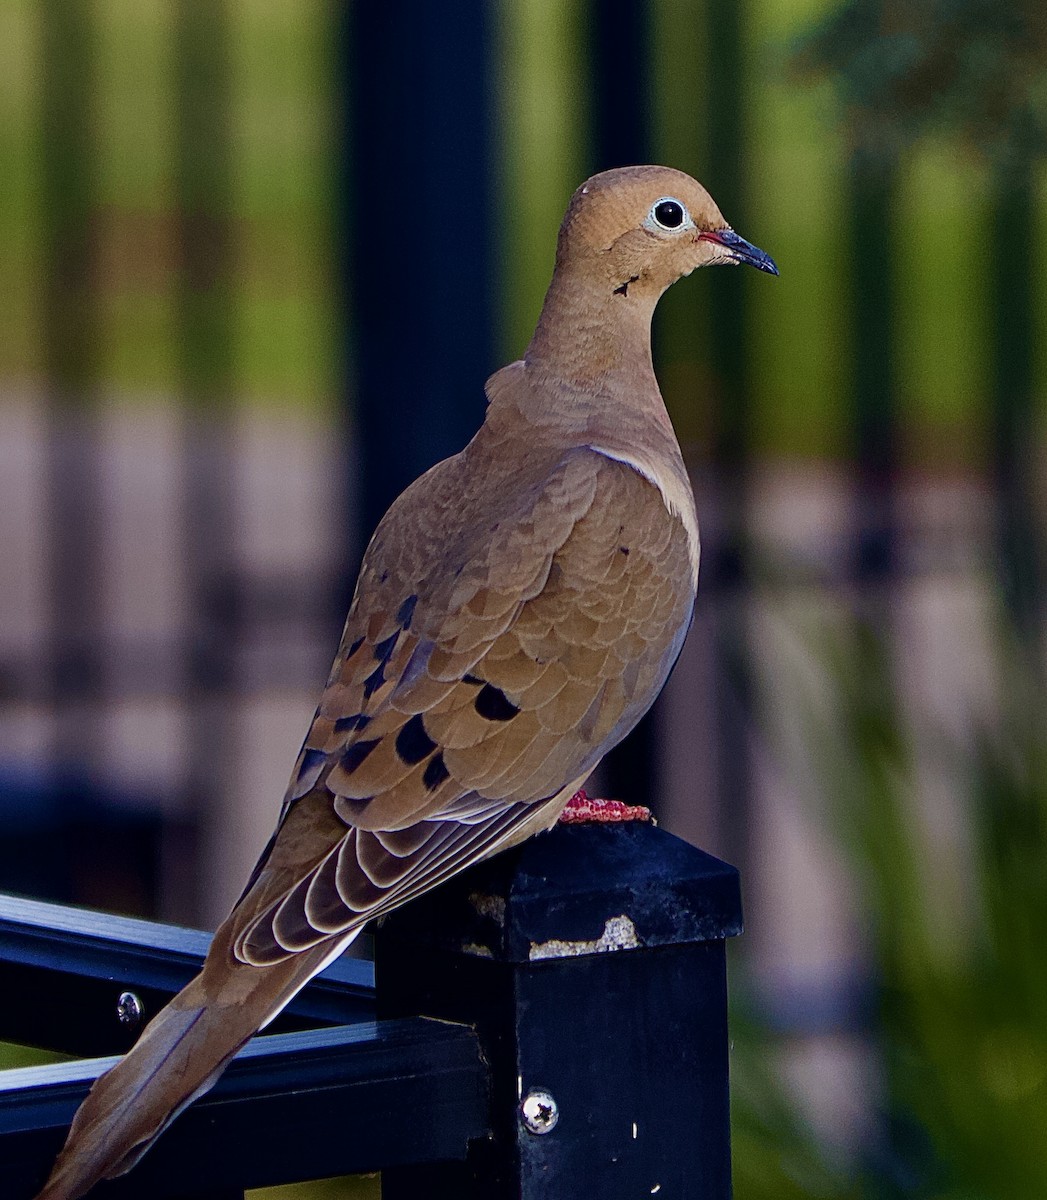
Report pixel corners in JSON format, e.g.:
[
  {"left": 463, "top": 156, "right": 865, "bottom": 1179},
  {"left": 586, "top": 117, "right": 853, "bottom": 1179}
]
[{"left": 558, "top": 789, "right": 653, "bottom": 824}]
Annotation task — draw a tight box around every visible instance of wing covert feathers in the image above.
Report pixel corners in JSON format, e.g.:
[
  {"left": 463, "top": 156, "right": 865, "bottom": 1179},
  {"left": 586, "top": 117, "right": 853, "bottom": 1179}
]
[{"left": 232, "top": 450, "right": 695, "bottom": 966}]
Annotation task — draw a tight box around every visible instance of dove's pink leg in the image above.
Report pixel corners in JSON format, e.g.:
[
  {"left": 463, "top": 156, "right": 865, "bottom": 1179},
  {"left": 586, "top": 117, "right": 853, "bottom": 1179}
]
[{"left": 558, "top": 789, "right": 652, "bottom": 824}]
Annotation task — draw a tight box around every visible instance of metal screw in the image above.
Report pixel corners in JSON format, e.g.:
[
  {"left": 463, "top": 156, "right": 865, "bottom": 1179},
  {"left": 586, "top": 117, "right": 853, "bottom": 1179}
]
[
  {"left": 116, "top": 991, "right": 144, "bottom": 1029},
  {"left": 520, "top": 1088, "right": 559, "bottom": 1135}
]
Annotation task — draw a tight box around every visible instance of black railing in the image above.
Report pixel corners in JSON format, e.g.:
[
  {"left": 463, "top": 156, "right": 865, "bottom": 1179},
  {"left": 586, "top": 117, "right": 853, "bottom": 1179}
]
[{"left": 0, "top": 820, "right": 741, "bottom": 1199}]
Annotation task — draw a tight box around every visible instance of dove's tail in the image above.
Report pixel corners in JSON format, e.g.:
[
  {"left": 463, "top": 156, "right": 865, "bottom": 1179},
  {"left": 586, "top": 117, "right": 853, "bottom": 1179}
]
[{"left": 34, "top": 931, "right": 356, "bottom": 1200}]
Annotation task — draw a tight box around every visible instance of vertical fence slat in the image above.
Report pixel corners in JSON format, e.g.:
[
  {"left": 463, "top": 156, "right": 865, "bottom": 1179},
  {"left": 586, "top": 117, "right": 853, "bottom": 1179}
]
[
  {"left": 704, "top": 0, "right": 755, "bottom": 867},
  {"left": 341, "top": 1, "right": 497, "bottom": 562},
  {"left": 990, "top": 166, "right": 1041, "bottom": 644},
  {"left": 848, "top": 148, "right": 899, "bottom": 596},
  {"left": 173, "top": 0, "right": 237, "bottom": 923},
  {"left": 588, "top": 0, "right": 651, "bottom": 172},
  {"left": 39, "top": 0, "right": 103, "bottom": 774}
]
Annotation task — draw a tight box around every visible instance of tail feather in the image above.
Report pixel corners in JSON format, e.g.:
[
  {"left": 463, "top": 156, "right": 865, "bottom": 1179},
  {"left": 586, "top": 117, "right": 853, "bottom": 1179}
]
[{"left": 34, "top": 932, "right": 357, "bottom": 1200}]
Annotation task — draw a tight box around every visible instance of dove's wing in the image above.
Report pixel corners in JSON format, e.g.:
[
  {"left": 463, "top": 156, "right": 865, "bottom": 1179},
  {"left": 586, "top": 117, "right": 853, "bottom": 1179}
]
[{"left": 228, "top": 440, "right": 695, "bottom": 964}]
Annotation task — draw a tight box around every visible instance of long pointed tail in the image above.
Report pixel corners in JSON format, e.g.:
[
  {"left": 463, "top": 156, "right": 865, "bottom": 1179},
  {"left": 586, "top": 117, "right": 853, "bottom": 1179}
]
[{"left": 34, "top": 934, "right": 354, "bottom": 1200}]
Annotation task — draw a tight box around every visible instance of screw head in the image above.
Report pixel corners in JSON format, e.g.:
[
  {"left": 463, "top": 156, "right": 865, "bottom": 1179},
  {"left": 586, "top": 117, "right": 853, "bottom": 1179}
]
[
  {"left": 116, "top": 991, "right": 144, "bottom": 1028},
  {"left": 520, "top": 1088, "right": 559, "bottom": 1135}
]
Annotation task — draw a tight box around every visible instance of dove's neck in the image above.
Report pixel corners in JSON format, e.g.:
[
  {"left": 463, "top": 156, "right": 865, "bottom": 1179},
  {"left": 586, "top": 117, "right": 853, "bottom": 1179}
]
[
  {"left": 483, "top": 269, "right": 696, "bottom": 577},
  {"left": 511, "top": 270, "right": 680, "bottom": 465},
  {"left": 524, "top": 271, "right": 659, "bottom": 397},
  {"left": 483, "top": 272, "right": 699, "bottom": 582}
]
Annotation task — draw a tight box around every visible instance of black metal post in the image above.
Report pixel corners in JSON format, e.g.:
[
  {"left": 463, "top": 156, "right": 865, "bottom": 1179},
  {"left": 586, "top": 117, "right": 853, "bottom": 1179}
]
[
  {"left": 340, "top": 1, "right": 497, "bottom": 560},
  {"left": 1, "top": 830, "right": 739, "bottom": 1196},
  {"left": 376, "top": 821, "right": 742, "bottom": 1199}
]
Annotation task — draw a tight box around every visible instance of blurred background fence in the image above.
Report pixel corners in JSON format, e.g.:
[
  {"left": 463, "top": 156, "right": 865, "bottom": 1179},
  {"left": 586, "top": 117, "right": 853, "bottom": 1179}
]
[{"left": 2, "top": 0, "right": 1046, "bottom": 1196}]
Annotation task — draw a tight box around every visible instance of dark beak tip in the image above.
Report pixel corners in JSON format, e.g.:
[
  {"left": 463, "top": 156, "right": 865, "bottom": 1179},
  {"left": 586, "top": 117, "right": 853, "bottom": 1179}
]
[{"left": 710, "top": 228, "right": 779, "bottom": 277}]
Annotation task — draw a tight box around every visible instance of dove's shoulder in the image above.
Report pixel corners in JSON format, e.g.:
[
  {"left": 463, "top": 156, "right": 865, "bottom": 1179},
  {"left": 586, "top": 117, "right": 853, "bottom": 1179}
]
[{"left": 347, "top": 422, "right": 609, "bottom": 623}]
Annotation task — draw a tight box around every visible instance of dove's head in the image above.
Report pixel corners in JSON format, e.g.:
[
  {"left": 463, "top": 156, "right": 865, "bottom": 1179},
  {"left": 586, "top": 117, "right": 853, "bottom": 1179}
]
[
  {"left": 555, "top": 165, "right": 778, "bottom": 300},
  {"left": 524, "top": 165, "right": 777, "bottom": 386}
]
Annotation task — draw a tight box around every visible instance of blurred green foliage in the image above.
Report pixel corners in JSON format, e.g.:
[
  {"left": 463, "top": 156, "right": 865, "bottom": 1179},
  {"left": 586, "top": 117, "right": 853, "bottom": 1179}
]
[
  {"left": 732, "top": 620, "right": 1047, "bottom": 1198},
  {"left": 0, "top": 0, "right": 340, "bottom": 408},
  {"left": 793, "top": 0, "right": 1047, "bottom": 170},
  {"left": 0, "top": 1043, "right": 69, "bottom": 1070}
]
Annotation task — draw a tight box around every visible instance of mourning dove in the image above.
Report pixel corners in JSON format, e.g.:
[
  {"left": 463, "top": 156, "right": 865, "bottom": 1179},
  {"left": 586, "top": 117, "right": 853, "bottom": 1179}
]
[{"left": 35, "top": 164, "right": 776, "bottom": 1200}]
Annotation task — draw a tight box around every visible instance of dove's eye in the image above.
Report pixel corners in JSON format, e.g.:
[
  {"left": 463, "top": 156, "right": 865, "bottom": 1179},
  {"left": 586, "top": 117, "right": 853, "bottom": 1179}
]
[{"left": 650, "top": 198, "right": 687, "bottom": 230}]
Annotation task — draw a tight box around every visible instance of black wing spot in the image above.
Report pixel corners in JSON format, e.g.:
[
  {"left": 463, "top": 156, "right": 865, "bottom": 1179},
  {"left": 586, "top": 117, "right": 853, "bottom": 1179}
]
[
  {"left": 337, "top": 794, "right": 375, "bottom": 819},
  {"left": 613, "top": 274, "right": 640, "bottom": 297},
  {"left": 363, "top": 632, "right": 400, "bottom": 697},
  {"left": 363, "top": 664, "right": 386, "bottom": 699},
  {"left": 395, "top": 714, "right": 438, "bottom": 765},
  {"left": 347, "top": 636, "right": 365, "bottom": 657},
  {"left": 298, "top": 747, "right": 325, "bottom": 779},
  {"left": 463, "top": 674, "right": 484, "bottom": 686},
  {"left": 475, "top": 683, "right": 520, "bottom": 721},
  {"left": 619, "top": 545, "right": 630, "bottom": 555},
  {"left": 374, "top": 632, "right": 399, "bottom": 662},
  {"left": 423, "top": 753, "right": 450, "bottom": 791},
  {"left": 334, "top": 713, "right": 370, "bottom": 734},
  {"left": 396, "top": 594, "right": 418, "bottom": 628},
  {"left": 341, "top": 738, "right": 380, "bottom": 774}
]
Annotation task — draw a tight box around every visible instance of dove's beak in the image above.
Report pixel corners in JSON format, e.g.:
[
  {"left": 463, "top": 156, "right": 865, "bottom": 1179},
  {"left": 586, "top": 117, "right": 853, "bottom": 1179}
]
[{"left": 700, "top": 228, "right": 779, "bottom": 275}]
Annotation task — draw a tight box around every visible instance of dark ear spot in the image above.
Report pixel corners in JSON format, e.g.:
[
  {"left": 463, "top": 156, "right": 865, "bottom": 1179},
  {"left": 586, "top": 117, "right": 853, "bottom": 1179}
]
[{"left": 475, "top": 684, "right": 520, "bottom": 721}]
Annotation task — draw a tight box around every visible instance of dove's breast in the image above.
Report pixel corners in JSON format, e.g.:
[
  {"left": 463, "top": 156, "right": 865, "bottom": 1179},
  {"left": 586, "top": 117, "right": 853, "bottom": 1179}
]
[{"left": 586, "top": 443, "right": 700, "bottom": 590}]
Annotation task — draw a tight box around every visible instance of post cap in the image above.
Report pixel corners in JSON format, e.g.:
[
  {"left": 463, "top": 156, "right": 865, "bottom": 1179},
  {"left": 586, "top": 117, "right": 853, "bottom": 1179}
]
[{"left": 379, "top": 822, "right": 742, "bottom": 963}]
